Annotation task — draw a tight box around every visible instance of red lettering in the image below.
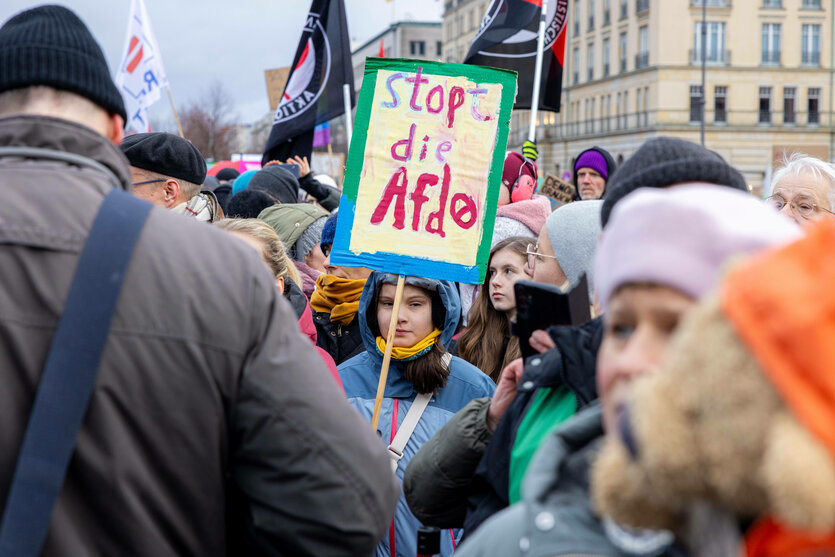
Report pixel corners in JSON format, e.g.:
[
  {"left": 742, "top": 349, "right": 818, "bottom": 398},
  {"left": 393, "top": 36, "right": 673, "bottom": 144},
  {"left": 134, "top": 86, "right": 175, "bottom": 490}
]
[
  {"left": 426, "top": 85, "right": 444, "bottom": 114},
  {"left": 446, "top": 87, "right": 465, "bottom": 128},
  {"left": 425, "top": 164, "right": 451, "bottom": 238},
  {"left": 406, "top": 66, "right": 429, "bottom": 111},
  {"left": 371, "top": 167, "right": 408, "bottom": 229},
  {"left": 450, "top": 193, "right": 478, "bottom": 229},
  {"left": 390, "top": 123, "right": 416, "bottom": 162},
  {"left": 410, "top": 173, "right": 439, "bottom": 231}
]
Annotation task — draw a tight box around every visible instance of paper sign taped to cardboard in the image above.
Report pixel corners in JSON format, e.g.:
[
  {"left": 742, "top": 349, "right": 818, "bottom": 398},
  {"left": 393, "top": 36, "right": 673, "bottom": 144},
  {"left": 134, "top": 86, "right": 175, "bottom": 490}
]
[{"left": 330, "top": 58, "right": 516, "bottom": 284}]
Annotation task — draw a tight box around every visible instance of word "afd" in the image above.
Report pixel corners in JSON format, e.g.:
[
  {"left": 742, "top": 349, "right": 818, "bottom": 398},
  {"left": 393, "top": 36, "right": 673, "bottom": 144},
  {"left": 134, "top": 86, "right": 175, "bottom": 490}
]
[{"left": 371, "top": 164, "right": 478, "bottom": 238}]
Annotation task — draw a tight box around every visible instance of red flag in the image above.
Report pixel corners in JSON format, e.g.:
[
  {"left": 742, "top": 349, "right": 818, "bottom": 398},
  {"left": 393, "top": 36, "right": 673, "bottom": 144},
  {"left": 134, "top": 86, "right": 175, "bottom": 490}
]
[{"left": 378, "top": 38, "right": 385, "bottom": 58}]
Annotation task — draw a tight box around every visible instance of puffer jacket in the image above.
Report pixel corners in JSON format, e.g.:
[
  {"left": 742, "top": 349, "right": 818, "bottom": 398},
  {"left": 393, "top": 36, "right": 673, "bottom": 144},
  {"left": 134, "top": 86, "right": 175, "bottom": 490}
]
[
  {"left": 454, "top": 403, "right": 687, "bottom": 557},
  {"left": 339, "top": 272, "right": 496, "bottom": 557},
  {"left": 404, "top": 317, "right": 602, "bottom": 533},
  {"left": 0, "top": 115, "right": 398, "bottom": 557},
  {"left": 285, "top": 280, "right": 341, "bottom": 391}
]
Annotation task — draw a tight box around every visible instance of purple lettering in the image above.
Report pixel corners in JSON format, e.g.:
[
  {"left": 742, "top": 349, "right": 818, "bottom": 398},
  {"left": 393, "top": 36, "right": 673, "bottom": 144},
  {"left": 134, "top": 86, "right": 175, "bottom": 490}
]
[{"left": 382, "top": 72, "right": 405, "bottom": 108}]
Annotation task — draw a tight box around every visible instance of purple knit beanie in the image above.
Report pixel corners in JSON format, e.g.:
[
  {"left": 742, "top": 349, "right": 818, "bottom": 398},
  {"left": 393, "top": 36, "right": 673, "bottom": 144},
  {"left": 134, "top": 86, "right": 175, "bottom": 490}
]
[
  {"left": 574, "top": 150, "right": 609, "bottom": 180},
  {"left": 595, "top": 185, "right": 802, "bottom": 310}
]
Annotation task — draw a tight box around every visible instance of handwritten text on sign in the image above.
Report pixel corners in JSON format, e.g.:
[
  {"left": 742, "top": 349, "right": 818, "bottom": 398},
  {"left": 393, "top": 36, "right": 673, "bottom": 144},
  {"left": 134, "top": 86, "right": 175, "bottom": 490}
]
[{"left": 348, "top": 66, "right": 503, "bottom": 268}]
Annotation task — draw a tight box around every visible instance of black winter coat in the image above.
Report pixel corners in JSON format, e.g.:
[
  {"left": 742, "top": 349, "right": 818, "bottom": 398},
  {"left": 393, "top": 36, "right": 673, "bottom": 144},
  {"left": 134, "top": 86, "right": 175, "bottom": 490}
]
[
  {"left": 461, "top": 316, "right": 603, "bottom": 538},
  {"left": 313, "top": 311, "right": 365, "bottom": 366}
]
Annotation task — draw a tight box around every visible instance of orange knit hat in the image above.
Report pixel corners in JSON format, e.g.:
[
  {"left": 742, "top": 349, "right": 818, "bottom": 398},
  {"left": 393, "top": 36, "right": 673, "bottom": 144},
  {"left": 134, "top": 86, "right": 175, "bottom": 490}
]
[{"left": 722, "top": 219, "right": 835, "bottom": 462}]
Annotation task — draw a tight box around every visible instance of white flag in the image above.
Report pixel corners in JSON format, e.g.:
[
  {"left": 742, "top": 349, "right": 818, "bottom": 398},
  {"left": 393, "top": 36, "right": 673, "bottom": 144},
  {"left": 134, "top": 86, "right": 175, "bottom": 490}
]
[{"left": 115, "top": 0, "right": 169, "bottom": 133}]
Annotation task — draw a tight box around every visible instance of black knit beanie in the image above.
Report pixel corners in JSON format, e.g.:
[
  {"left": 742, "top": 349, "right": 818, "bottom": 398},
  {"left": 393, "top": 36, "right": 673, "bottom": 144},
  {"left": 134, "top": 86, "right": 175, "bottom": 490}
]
[
  {"left": 601, "top": 137, "right": 747, "bottom": 227},
  {"left": 249, "top": 166, "right": 300, "bottom": 204},
  {"left": 0, "top": 5, "right": 126, "bottom": 121},
  {"left": 226, "top": 190, "right": 276, "bottom": 219}
]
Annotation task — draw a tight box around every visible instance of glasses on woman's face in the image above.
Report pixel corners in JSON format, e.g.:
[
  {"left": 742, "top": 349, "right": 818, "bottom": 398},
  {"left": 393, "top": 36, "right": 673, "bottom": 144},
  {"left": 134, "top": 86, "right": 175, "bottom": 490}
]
[
  {"left": 525, "top": 243, "right": 558, "bottom": 272},
  {"left": 765, "top": 193, "right": 835, "bottom": 220}
]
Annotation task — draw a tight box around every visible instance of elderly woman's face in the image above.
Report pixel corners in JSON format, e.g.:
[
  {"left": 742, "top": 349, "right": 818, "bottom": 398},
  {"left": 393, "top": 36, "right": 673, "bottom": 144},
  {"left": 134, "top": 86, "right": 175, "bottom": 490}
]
[
  {"left": 772, "top": 170, "right": 834, "bottom": 226},
  {"left": 596, "top": 283, "right": 696, "bottom": 434}
]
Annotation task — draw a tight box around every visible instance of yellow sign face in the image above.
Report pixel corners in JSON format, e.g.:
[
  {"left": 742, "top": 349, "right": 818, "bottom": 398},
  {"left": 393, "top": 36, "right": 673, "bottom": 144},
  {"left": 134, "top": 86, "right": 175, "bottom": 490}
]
[{"left": 348, "top": 67, "right": 503, "bottom": 267}]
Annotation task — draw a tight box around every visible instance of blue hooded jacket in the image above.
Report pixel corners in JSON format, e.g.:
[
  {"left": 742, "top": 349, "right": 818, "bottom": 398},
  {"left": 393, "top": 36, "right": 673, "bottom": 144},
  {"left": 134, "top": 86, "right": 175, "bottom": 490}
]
[{"left": 339, "top": 272, "right": 496, "bottom": 557}]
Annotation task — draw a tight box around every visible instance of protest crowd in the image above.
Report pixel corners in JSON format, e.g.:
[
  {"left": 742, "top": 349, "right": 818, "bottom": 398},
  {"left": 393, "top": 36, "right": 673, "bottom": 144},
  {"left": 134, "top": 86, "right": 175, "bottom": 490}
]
[{"left": 4, "top": 3, "right": 835, "bottom": 557}]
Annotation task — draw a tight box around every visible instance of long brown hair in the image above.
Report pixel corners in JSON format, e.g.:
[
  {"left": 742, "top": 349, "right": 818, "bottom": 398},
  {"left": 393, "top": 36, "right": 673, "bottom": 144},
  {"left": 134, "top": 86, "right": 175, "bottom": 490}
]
[{"left": 458, "top": 237, "right": 530, "bottom": 382}]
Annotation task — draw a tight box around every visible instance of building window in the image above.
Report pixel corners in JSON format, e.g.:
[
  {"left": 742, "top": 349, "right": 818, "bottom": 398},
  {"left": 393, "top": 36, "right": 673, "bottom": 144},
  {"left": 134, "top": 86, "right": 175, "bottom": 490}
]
[
  {"left": 802, "top": 24, "right": 821, "bottom": 66},
  {"left": 783, "top": 87, "right": 796, "bottom": 124},
  {"left": 636, "top": 26, "right": 648, "bottom": 68},
  {"left": 809, "top": 87, "right": 820, "bottom": 124},
  {"left": 589, "top": 0, "right": 595, "bottom": 30},
  {"left": 573, "top": 47, "right": 580, "bottom": 84},
  {"left": 759, "top": 86, "right": 772, "bottom": 123},
  {"left": 619, "top": 31, "right": 628, "bottom": 72},
  {"left": 616, "top": 92, "right": 622, "bottom": 129},
  {"left": 620, "top": 0, "right": 628, "bottom": 19},
  {"left": 588, "top": 43, "right": 595, "bottom": 81},
  {"left": 715, "top": 85, "right": 727, "bottom": 123},
  {"left": 410, "top": 41, "right": 426, "bottom": 56},
  {"left": 603, "top": 37, "right": 610, "bottom": 77},
  {"left": 761, "top": 23, "right": 780, "bottom": 65},
  {"left": 590, "top": 98, "right": 596, "bottom": 132},
  {"left": 603, "top": 0, "right": 611, "bottom": 25},
  {"left": 437, "top": 41, "right": 443, "bottom": 57},
  {"left": 802, "top": 0, "right": 822, "bottom": 8},
  {"left": 636, "top": 0, "right": 649, "bottom": 13},
  {"left": 693, "top": 22, "right": 727, "bottom": 64},
  {"left": 644, "top": 86, "right": 650, "bottom": 125},
  {"left": 574, "top": 0, "right": 581, "bottom": 36},
  {"left": 623, "top": 91, "right": 629, "bottom": 127},
  {"left": 690, "top": 85, "right": 703, "bottom": 123},
  {"left": 762, "top": 0, "right": 781, "bottom": 7}
]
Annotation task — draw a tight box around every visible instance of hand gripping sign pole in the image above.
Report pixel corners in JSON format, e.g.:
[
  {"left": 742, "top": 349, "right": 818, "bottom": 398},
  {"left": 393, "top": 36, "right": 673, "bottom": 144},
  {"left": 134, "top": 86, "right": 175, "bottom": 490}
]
[
  {"left": 370, "top": 275, "right": 405, "bottom": 430},
  {"left": 527, "top": 0, "right": 549, "bottom": 142}
]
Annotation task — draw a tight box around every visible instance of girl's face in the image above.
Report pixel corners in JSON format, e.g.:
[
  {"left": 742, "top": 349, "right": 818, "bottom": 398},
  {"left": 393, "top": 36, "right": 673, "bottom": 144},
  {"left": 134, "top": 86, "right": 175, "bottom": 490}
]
[
  {"left": 376, "top": 284, "right": 435, "bottom": 347},
  {"left": 526, "top": 227, "right": 568, "bottom": 287},
  {"left": 488, "top": 247, "right": 530, "bottom": 318},
  {"left": 596, "top": 284, "right": 696, "bottom": 434}
]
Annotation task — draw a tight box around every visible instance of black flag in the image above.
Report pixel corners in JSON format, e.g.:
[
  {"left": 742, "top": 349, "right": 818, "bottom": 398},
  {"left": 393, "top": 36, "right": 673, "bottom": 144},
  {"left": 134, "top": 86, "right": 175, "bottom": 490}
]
[
  {"left": 464, "top": 0, "right": 568, "bottom": 112},
  {"left": 262, "top": 0, "right": 354, "bottom": 164}
]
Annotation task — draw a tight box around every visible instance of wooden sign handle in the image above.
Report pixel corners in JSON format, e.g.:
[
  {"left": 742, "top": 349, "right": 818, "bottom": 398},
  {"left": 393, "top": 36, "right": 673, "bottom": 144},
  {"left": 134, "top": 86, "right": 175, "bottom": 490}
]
[{"left": 371, "top": 275, "right": 406, "bottom": 431}]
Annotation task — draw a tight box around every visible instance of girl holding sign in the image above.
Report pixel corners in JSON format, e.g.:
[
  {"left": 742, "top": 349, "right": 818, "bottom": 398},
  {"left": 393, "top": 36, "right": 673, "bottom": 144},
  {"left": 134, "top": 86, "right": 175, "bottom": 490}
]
[
  {"left": 457, "top": 237, "right": 532, "bottom": 383},
  {"left": 338, "top": 272, "right": 495, "bottom": 557}
]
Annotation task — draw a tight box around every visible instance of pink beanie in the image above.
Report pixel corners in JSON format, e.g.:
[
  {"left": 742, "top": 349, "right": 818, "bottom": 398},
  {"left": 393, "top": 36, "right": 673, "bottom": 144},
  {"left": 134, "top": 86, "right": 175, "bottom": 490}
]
[{"left": 595, "top": 184, "right": 802, "bottom": 310}]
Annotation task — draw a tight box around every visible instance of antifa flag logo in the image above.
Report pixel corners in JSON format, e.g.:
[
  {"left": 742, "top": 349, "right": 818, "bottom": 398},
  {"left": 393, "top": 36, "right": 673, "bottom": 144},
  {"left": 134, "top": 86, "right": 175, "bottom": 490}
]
[
  {"left": 465, "top": 0, "right": 568, "bottom": 112},
  {"left": 273, "top": 13, "right": 331, "bottom": 125},
  {"left": 262, "top": 0, "right": 354, "bottom": 165}
]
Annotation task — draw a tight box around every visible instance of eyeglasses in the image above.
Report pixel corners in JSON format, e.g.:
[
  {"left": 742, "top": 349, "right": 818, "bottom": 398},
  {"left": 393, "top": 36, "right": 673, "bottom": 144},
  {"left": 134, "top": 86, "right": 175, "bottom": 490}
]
[
  {"left": 131, "top": 178, "right": 166, "bottom": 187},
  {"left": 525, "top": 243, "right": 557, "bottom": 272},
  {"left": 765, "top": 193, "right": 835, "bottom": 220}
]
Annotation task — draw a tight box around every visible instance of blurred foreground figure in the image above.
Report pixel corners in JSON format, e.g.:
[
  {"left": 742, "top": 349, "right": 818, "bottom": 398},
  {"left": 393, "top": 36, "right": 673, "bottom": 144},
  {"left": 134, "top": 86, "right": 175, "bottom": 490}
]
[{"left": 0, "top": 5, "right": 398, "bottom": 556}]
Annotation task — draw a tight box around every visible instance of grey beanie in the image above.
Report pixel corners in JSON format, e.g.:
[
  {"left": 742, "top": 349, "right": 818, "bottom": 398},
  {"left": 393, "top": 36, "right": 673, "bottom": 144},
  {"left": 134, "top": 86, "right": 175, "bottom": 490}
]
[
  {"left": 545, "top": 200, "right": 603, "bottom": 302},
  {"left": 294, "top": 216, "right": 326, "bottom": 260}
]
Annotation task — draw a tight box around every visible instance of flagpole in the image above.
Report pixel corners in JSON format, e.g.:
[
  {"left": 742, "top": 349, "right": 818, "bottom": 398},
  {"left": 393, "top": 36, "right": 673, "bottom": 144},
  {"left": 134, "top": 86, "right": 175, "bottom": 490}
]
[
  {"left": 528, "top": 0, "right": 548, "bottom": 142},
  {"left": 166, "top": 87, "right": 184, "bottom": 138},
  {"left": 343, "top": 83, "right": 353, "bottom": 147}
]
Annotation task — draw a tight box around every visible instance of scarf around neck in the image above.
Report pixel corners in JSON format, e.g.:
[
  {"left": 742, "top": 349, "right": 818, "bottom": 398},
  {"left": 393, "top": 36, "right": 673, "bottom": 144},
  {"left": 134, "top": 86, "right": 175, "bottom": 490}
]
[
  {"left": 376, "top": 329, "right": 442, "bottom": 362},
  {"left": 309, "top": 274, "right": 366, "bottom": 325}
]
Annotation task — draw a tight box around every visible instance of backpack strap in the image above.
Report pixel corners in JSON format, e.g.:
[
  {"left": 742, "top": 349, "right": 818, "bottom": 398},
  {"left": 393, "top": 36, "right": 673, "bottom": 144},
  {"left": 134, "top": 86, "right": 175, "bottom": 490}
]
[{"left": 0, "top": 189, "right": 153, "bottom": 557}]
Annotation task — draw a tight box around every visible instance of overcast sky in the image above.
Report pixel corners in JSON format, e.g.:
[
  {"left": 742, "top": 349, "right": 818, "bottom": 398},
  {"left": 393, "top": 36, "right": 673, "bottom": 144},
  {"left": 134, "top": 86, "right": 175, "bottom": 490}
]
[{"left": 0, "top": 1, "right": 443, "bottom": 127}]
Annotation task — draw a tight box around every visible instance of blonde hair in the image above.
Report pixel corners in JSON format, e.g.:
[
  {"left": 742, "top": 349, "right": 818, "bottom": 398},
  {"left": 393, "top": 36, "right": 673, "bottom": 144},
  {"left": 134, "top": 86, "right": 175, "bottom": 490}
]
[{"left": 216, "top": 218, "right": 302, "bottom": 289}]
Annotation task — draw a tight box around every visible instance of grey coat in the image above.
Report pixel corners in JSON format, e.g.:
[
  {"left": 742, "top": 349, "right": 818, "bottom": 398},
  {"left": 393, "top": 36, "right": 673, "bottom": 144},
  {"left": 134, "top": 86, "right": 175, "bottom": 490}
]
[
  {"left": 454, "top": 403, "right": 682, "bottom": 557},
  {"left": 0, "top": 115, "right": 399, "bottom": 557}
]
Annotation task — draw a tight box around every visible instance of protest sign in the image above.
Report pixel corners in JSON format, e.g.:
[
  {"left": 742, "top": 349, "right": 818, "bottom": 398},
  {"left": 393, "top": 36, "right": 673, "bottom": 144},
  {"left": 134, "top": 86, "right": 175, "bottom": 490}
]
[
  {"left": 330, "top": 58, "right": 516, "bottom": 285},
  {"left": 539, "top": 173, "right": 576, "bottom": 205}
]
